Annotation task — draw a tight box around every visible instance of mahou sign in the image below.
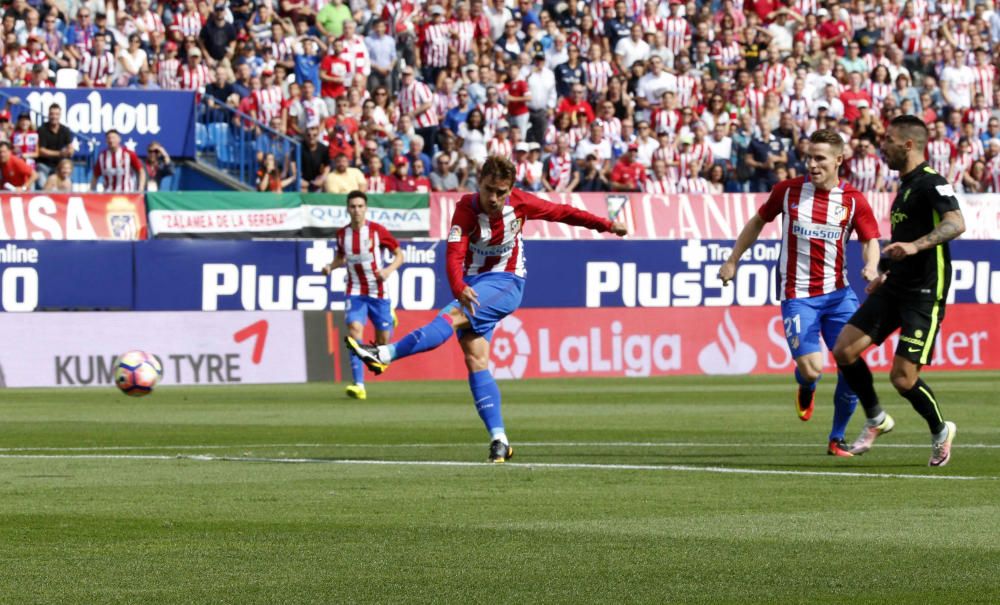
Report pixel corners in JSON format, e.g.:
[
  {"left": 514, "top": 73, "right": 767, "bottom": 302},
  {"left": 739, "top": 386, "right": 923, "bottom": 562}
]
[{"left": 0, "top": 194, "right": 147, "bottom": 240}]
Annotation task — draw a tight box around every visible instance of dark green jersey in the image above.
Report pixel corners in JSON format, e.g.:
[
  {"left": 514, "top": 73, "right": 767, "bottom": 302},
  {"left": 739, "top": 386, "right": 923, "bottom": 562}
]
[{"left": 885, "top": 163, "right": 961, "bottom": 298}]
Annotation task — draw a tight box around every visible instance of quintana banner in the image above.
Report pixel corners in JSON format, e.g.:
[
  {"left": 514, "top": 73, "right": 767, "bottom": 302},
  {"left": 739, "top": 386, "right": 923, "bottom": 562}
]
[
  {"left": 429, "top": 193, "right": 1000, "bottom": 240},
  {"left": 0, "top": 193, "right": 147, "bottom": 240},
  {"left": 146, "top": 192, "right": 429, "bottom": 238}
]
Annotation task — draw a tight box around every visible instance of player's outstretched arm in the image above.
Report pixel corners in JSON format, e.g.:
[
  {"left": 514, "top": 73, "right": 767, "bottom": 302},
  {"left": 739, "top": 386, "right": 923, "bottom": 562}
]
[
  {"left": 860, "top": 238, "right": 881, "bottom": 283},
  {"left": 883, "top": 209, "right": 965, "bottom": 260},
  {"left": 719, "top": 214, "right": 766, "bottom": 285},
  {"left": 518, "top": 191, "right": 620, "bottom": 234}
]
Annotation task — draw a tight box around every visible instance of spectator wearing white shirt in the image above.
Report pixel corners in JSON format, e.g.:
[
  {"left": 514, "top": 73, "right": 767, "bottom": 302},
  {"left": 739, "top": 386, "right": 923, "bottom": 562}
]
[
  {"left": 574, "top": 121, "right": 613, "bottom": 171},
  {"left": 706, "top": 122, "right": 733, "bottom": 169},
  {"left": 940, "top": 52, "right": 976, "bottom": 110},
  {"left": 615, "top": 24, "right": 650, "bottom": 72},
  {"left": 635, "top": 55, "right": 677, "bottom": 123},
  {"left": 526, "top": 54, "right": 556, "bottom": 145},
  {"left": 633, "top": 121, "right": 659, "bottom": 168}
]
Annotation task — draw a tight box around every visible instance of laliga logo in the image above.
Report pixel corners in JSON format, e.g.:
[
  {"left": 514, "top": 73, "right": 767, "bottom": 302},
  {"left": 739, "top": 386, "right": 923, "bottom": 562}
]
[
  {"left": 489, "top": 315, "right": 531, "bottom": 380},
  {"left": 697, "top": 309, "right": 757, "bottom": 374}
]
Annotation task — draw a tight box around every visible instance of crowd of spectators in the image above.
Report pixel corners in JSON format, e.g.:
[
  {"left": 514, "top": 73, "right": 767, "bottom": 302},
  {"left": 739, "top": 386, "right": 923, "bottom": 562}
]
[{"left": 1, "top": 0, "right": 999, "bottom": 194}]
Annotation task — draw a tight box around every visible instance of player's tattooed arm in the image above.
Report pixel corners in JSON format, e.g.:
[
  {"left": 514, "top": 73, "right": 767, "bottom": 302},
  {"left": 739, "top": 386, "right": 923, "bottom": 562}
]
[{"left": 883, "top": 210, "right": 965, "bottom": 260}]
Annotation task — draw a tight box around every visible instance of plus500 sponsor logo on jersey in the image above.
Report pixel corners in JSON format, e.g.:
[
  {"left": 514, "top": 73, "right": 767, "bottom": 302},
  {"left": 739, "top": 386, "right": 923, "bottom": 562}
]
[
  {"left": 585, "top": 241, "right": 783, "bottom": 307},
  {"left": 200, "top": 243, "right": 440, "bottom": 311}
]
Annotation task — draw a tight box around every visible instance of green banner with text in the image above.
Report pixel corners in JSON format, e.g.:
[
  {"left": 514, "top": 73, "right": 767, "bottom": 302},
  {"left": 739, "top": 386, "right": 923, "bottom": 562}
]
[{"left": 146, "top": 192, "right": 429, "bottom": 238}]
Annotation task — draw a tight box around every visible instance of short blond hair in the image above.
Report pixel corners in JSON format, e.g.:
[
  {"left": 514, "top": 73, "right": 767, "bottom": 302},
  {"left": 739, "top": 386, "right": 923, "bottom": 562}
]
[{"left": 808, "top": 128, "right": 844, "bottom": 153}]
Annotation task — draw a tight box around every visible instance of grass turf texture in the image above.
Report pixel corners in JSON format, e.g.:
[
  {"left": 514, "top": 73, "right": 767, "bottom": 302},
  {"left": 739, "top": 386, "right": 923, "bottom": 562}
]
[{"left": 1, "top": 373, "right": 998, "bottom": 604}]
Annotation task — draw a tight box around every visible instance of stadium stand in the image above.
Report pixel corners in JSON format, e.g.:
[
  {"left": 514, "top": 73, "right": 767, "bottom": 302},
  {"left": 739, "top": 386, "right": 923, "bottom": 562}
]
[{"left": 0, "top": 0, "right": 998, "bottom": 194}]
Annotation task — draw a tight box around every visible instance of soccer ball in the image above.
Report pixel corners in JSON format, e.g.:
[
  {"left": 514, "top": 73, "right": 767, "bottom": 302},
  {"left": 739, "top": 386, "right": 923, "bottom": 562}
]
[{"left": 114, "top": 350, "right": 163, "bottom": 397}]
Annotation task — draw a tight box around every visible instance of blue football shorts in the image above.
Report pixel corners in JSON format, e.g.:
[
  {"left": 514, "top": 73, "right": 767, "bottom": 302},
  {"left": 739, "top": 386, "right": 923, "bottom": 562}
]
[
  {"left": 443, "top": 272, "right": 525, "bottom": 342},
  {"left": 345, "top": 295, "right": 394, "bottom": 332},
  {"left": 779, "top": 287, "right": 860, "bottom": 358}
]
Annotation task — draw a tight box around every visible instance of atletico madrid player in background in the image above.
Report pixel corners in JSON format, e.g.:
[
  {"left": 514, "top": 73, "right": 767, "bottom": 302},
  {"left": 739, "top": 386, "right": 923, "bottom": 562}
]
[
  {"left": 323, "top": 191, "right": 403, "bottom": 401},
  {"left": 347, "top": 156, "right": 627, "bottom": 462},
  {"left": 719, "top": 129, "right": 881, "bottom": 457}
]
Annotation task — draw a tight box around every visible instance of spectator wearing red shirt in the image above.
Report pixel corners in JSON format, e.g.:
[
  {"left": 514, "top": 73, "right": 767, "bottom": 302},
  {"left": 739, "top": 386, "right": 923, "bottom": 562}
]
[
  {"left": 840, "top": 72, "right": 874, "bottom": 123},
  {"left": 0, "top": 141, "right": 38, "bottom": 191},
  {"left": 556, "top": 84, "right": 595, "bottom": 126},
  {"left": 610, "top": 143, "right": 646, "bottom": 192},
  {"left": 503, "top": 61, "right": 531, "bottom": 138},
  {"left": 319, "top": 38, "right": 350, "bottom": 105},
  {"left": 817, "top": 8, "right": 850, "bottom": 57}
]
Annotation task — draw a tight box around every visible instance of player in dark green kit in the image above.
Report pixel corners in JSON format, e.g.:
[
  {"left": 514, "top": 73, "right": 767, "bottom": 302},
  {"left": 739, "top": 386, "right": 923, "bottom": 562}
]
[{"left": 832, "top": 115, "right": 966, "bottom": 467}]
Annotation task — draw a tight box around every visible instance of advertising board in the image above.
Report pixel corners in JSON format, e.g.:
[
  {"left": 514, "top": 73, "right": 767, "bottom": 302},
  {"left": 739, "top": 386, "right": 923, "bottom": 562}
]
[{"left": 0, "top": 311, "right": 305, "bottom": 387}]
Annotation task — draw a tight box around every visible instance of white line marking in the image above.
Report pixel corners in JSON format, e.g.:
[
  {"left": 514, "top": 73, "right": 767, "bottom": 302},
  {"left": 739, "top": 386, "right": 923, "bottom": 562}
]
[
  {"left": 0, "top": 453, "right": 993, "bottom": 481},
  {"left": 1, "top": 441, "right": 998, "bottom": 452}
]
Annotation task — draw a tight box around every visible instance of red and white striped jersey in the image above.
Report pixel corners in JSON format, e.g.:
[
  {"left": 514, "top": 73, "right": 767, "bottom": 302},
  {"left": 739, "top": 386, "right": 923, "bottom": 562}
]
[
  {"left": 18, "top": 48, "right": 47, "bottom": 68},
  {"left": 952, "top": 151, "right": 974, "bottom": 187},
  {"left": 382, "top": 0, "right": 417, "bottom": 34},
  {"left": 399, "top": 81, "right": 439, "bottom": 128},
  {"left": 178, "top": 63, "right": 211, "bottom": 91},
  {"left": 937, "top": 0, "right": 962, "bottom": 18},
  {"left": 792, "top": 0, "right": 817, "bottom": 17},
  {"left": 545, "top": 153, "right": 573, "bottom": 190},
  {"left": 676, "top": 74, "right": 700, "bottom": 107},
  {"left": 845, "top": 154, "right": 884, "bottom": 192},
  {"left": 451, "top": 19, "right": 476, "bottom": 55},
  {"left": 435, "top": 91, "right": 458, "bottom": 120},
  {"left": 862, "top": 54, "right": 891, "bottom": 74},
  {"left": 173, "top": 11, "right": 202, "bottom": 38},
  {"left": 366, "top": 174, "right": 388, "bottom": 193},
  {"left": 253, "top": 85, "right": 284, "bottom": 123},
  {"left": 80, "top": 50, "right": 115, "bottom": 85},
  {"left": 642, "top": 175, "right": 677, "bottom": 194},
  {"left": 964, "top": 108, "right": 991, "bottom": 137},
  {"left": 445, "top": 189, "right": 613, "bottom": 296},
  {"left": 12, "top": 131, "right": 38, "bottom": 167},
  {"left": 127, "top": 10, "right": 165, "bottom": 41},
  {"left": 157, "top": 57, "right": 180, "bottom": 89},
  {"left": 711, "top": 40, "right": 742, "bottom": 67},
  {"left": 421, "top": 22, "right": 451, "bottom": 68},
  {"left": 664, "top": 17, "right": 690, "bottom": 55},
  {"left": 598, "top": 116, "right": 622, "bottom": 141},
  {"left": 271, "top": 37, "right": 294, "bottom": 64},
  {"left": 341, "top": 34, "right": 370, "bottom": 76},
  {"left": 911, "top": 0, "right": 929, "bottom": 18},
  {"left": 745, "top": 86, "right": 767, "bottom": 118},
  {"left": 336, "top": 221, "right": 400, "bottom": 299},
  {"left": 477, "top": 102, "right": 507, "bottom": 130},
  {"left": 652, "top": 107, "right": 680, "bottom": 135},
  {"left": 985, "top": 156, "right": 1000, "bottom": 192},
  {"left": 487, "top": 137, "right": 512, "bottom": 158},
  {"left": 678, "top": 176, "right": 711, "bottom": 193},
  {"left": 782, "top": 94, "right": 812, "bottom": 122},
  {"left": 758, "top": 176, "right": 880, "bottom": 300},
  {"left": 681, "top": 143, "right": 712, "bottom": 171},
  {"left": 94, "top": 147, "right": 143, "bottom": 192},
  {"left": 967, "top": 137, "right": 985, "bottom": 161},
  {"left": 973, "top": 65, "right": 997, "bottom": 107},
  {"left": 583, "top": 60, "right": 614, "bottom": 95},
  {"left": 765, "top": 64, "right": 790, "bottom": 92},
  {"left": 868, "top": 82, "right": 891, "bottom": 108},
  {"left": 639, "top": 13, "right": 665, "bottom": 33},
  {"left": 515, "top": 160, "right": 542, "bottom": 187},
  {"left": 897, "top": 18, "right": 922, "bottom": 54},
  {"left": 925, "top": 139, "right": 956, "bottom": 176}
]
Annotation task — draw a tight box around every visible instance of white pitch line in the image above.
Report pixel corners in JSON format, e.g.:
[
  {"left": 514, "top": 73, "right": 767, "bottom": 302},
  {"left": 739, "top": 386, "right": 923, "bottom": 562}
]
[
  {"left": 0, "top": 453, "right": 993, "bottom": 481},
  {"left": 1, "top": 441, "right": 999, "bottom": 452}
]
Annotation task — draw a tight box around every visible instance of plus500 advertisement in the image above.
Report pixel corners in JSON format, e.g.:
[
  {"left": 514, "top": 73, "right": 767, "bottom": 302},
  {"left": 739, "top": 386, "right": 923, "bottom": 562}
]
[{"left": 1, "top": 239, "right": 1000, "bottom": 312}]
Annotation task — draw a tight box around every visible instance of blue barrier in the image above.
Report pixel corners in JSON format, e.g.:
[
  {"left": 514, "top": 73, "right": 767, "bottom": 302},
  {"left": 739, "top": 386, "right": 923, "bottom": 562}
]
[
  {"left": 195, "top": 100, "right": 301, "bottom": 191},
  {"left": 2, "top": 239, "right": 999, "bottom": 313}
]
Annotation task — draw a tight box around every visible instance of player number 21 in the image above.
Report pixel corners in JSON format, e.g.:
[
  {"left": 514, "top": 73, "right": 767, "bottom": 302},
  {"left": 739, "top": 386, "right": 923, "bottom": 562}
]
[{"left": 783, "top": 314, "right": 801, "bottom": 338}]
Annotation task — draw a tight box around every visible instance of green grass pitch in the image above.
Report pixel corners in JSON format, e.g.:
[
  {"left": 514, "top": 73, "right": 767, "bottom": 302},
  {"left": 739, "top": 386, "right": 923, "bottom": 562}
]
[{"left": 1, "top": 373, "right": 998, "bottom": 604}]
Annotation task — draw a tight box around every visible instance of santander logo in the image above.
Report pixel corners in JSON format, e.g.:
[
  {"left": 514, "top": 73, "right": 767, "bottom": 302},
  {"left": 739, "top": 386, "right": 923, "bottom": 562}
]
[
  {"left": 490, "top": 315, "right": 531, "bottom": 379},
  {"left": 697, "top": 310, "right": 757, "bottom": 374}
]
